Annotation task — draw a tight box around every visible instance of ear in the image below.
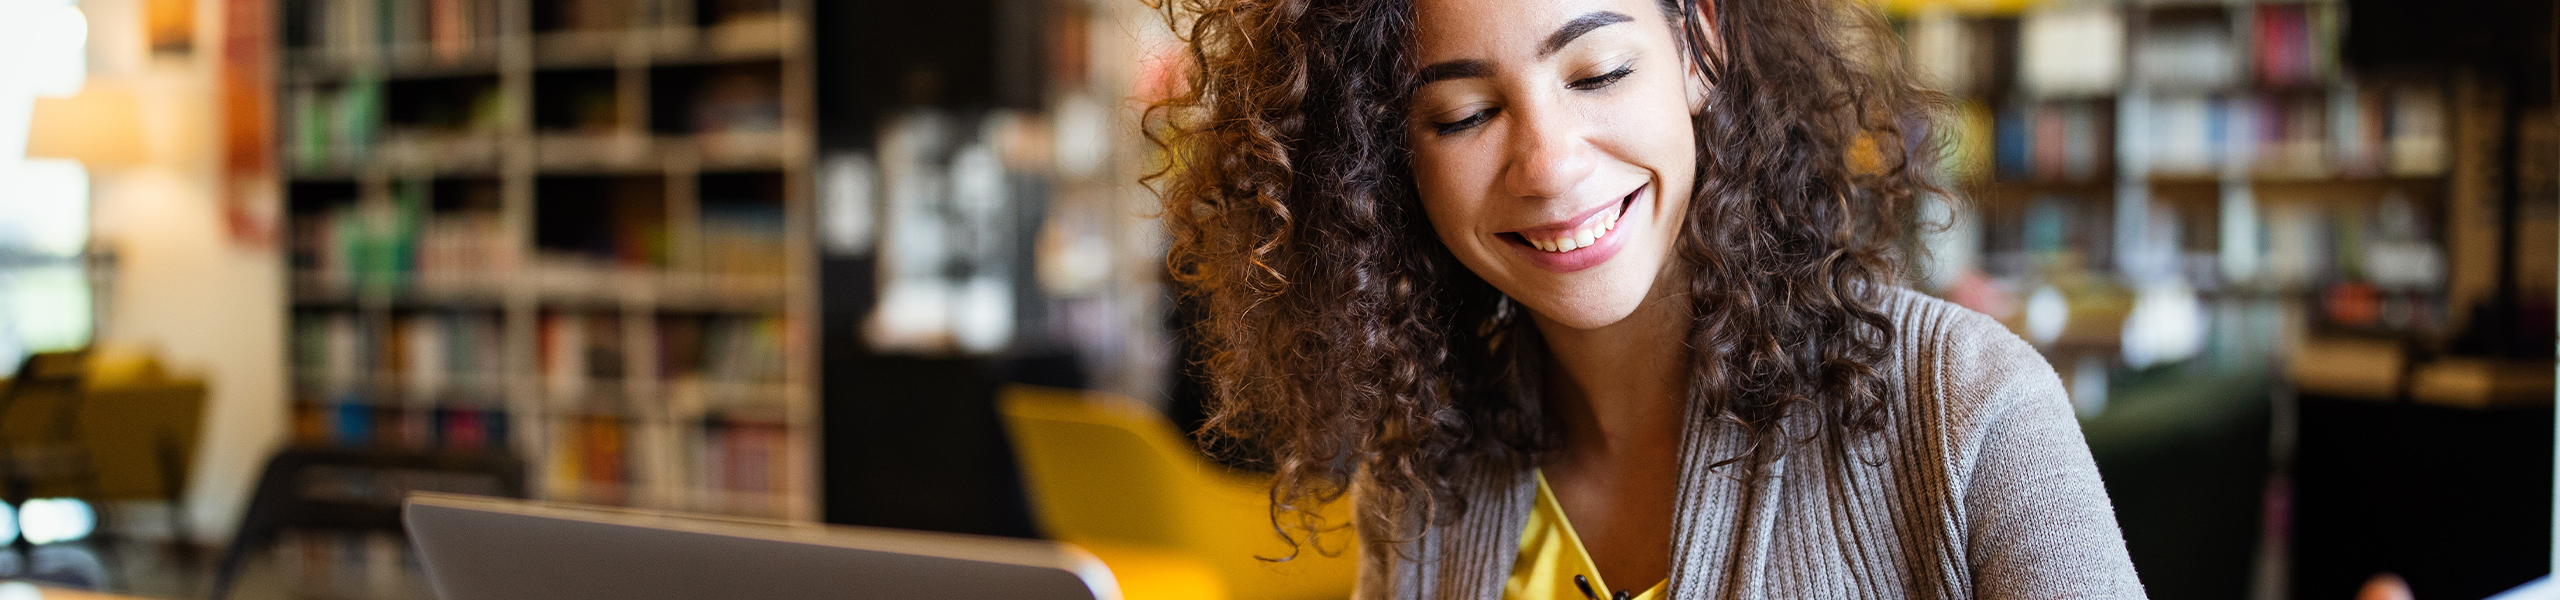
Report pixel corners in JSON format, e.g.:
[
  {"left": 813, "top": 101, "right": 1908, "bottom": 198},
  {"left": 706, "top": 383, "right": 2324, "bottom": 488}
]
[{"left": 1681, "top": 0, "right": 1719, "bottom": 115}]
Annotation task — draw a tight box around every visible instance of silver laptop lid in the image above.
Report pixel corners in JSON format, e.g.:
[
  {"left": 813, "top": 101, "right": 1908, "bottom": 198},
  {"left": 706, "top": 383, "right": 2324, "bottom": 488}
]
[{"left": 404, "top": 493, "right": 1120, "bottom": 600}]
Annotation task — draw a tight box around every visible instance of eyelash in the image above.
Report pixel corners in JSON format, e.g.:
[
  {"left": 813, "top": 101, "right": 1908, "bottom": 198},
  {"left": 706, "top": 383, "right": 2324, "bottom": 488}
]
[
  {"left": 1430, "top": 64, "right": 1637, "bottom": 136},
  {"left": 1568, "top": 64, "right": 1636, "bottom": 91},
  {"left": 1435, "top": 109, "right": 1498, "bottom": 135}
]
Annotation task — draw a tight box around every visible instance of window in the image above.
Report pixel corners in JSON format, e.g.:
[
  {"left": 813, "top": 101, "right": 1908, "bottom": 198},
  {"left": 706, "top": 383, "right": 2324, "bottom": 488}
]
[{"left": 0, "top": 0, "right": 94, "bottom": 375}]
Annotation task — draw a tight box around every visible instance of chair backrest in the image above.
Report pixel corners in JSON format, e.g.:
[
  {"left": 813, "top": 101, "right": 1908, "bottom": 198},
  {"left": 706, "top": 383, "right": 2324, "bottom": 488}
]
[
  {"left": 0, "top": 350, "right": 91, "bottom": 447},
  {"left": 235, "top": 448, "right": 527, "bottom": 545},
  {"left": 74, "top": 379, "right": 205, "bottom": 501},
  {"left": 1001, "top": 386, "right": 1209, "bottom": 548},
  {"left": 998, "top": 385, "right": 1356, "bottom": 600},
  {"left": 213, "top": 448, "right": 528, "bottom": 600}
]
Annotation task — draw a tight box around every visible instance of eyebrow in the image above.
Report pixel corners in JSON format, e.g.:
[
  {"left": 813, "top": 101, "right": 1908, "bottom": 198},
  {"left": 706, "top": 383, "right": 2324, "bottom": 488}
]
[
  {"left": 1539, "top": 11, "right": 1634, "bottom": 59},
  {"left": 1415, "top": 11, "right": 1636, "bottom": 86},
  {"left": 1417, "top": 60, "right": 1491, "bottom": 85}
]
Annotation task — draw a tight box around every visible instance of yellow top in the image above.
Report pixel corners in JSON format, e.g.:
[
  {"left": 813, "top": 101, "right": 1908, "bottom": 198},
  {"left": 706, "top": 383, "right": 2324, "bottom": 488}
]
[{"left": 1504, "top": 471, "right": 1667, "bottom": 600}]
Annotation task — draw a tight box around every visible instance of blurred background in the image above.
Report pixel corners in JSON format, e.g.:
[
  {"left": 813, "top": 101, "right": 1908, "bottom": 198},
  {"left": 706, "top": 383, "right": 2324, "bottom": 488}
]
[{"left": 0, "top": 0, "right": 2548, "bottom": 598}]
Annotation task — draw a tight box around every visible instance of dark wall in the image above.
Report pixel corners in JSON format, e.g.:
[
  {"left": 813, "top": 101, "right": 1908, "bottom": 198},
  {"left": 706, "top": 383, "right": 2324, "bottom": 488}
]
[
  {"left": 815, "top": 0, "right": 1043, "bottom": 152},
  {"left": 812, "top": 0, "right": 1052, "bottom": 537},
  {"left": 2343, "top": 0, "right": 2555, "bottom": 72},
  {"left": 2291, "top": 398, "right": 2554, "bottom": 600}
]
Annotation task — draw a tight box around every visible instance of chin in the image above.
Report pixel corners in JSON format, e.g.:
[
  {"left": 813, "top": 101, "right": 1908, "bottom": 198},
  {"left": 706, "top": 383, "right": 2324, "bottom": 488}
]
[
  {"left": 1531, "top": 305, "right": 1646, "bottom": 331},
  {"left": 1509, "top": 274, "right": 1661, "bottom": 331}
]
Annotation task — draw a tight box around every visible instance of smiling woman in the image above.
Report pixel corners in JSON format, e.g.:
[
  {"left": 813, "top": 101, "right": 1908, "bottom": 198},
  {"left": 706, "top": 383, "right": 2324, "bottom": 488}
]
[{"left": 1145, "top": 0, "right": 2144, "bottom": 597}]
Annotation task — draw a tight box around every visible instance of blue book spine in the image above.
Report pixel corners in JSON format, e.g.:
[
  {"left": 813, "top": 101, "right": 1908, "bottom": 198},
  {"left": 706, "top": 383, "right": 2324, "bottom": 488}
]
[{"left": 1996, "top": 103, "right": 2031, "bottom": 181}]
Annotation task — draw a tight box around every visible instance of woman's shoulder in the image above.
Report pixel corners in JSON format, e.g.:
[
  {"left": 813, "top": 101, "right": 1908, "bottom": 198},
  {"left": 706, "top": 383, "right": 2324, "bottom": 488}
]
[{"left": 1873, "top": 286, "right": 2071, "bottom": 443}]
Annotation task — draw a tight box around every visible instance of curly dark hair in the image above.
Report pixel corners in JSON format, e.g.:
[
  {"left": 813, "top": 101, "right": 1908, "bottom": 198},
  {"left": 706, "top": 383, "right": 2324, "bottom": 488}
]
[{"left": 1146, "top": 0, "right": 1948, "bottom": 556}]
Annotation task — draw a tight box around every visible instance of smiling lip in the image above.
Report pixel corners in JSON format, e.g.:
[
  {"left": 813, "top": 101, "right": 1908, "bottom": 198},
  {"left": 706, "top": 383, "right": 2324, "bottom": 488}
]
[{"left": 1501, "top": 185, "right": 1644, "bottom": 274}]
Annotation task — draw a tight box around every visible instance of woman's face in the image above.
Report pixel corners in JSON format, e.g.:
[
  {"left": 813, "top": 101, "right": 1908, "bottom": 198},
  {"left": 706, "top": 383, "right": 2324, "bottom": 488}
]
[{"left": 1408, "top": 0, "right": 1701, "bottom": 331}]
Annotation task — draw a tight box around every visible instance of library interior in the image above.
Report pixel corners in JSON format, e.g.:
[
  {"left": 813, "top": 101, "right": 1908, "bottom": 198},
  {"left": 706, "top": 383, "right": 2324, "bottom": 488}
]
[{"left": 0, "top": 0, "right": 2550, "bottom": 598}]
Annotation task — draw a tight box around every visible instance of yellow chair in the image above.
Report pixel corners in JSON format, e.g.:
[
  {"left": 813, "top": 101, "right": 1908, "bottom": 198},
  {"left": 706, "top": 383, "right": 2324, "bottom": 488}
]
[{"left": 999, "top": 385, "right": 1357, "bottom": 600}]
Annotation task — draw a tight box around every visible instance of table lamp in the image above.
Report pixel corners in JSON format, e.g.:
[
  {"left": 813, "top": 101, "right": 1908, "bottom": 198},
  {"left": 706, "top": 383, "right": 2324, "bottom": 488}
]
[{"left": 23, "top": 81, "right": 144, "bottom": 167}]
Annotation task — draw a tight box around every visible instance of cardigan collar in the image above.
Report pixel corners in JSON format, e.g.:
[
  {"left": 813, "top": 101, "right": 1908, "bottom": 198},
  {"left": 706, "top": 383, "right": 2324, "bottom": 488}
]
[{"left": 1399, "top": 401, "right": 1796, "bottom": 600}]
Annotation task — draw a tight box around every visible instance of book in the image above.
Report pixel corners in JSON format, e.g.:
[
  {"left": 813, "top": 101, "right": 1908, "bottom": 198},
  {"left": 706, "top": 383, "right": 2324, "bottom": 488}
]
[{"left": 2386, "top": 83, "right": 2446, "bottom": 177}]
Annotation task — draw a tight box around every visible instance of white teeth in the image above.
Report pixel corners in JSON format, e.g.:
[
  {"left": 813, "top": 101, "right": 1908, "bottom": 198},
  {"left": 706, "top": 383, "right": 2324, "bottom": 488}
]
[{"left": 1521, "top": 201, "right": 1628, "bottom": 253}]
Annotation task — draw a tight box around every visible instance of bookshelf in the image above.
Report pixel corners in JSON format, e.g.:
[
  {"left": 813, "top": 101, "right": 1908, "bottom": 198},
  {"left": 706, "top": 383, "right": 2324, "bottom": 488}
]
[
  {"left": 278, "top": 0, "right": 817, "bottom": 521},
  {"left": 1898, "top": 0, "right": 2461, "bottom": 352}
]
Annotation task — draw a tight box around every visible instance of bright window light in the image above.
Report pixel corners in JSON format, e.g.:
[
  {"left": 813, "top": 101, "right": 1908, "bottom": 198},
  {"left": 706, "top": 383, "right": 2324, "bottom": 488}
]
[
  {"left": 1, "top": 264, "right": 92, "bottom": 355},
  {"left": 23, "top": 2, "right": 88, "bottom": 98},
  {"left": 0, "top": 158, "right": 89, "bottom": 257},
  {"left": 2025, "top": 285, "right": 2070, "bottom": 347},
  {"left": 19, "top": 497, "right": 93, "bottom": 545},
  {"left": 0, "top": 501, "right": 17, "bottom": 545}
]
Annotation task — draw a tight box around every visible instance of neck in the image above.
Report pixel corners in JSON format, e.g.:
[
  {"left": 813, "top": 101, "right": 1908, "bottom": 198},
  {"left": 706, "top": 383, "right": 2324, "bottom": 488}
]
[{"left": 1530, "top": 277, "right": 1692, "bottom": 467}]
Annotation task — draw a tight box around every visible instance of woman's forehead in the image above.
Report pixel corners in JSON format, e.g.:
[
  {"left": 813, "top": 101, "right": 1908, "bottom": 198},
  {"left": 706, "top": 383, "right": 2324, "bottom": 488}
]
[{"left": 1410, "top": 0, "right": 1662, "bottom": 62}]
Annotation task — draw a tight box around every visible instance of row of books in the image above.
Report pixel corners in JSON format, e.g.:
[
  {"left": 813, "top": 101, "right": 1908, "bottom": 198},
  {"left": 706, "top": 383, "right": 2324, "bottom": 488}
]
[
  {"left": 291, "top": 401, "right": 513, "bottom": 453},
  {"left": 1963, "top": 85, "right": 2450, "bottom": 183},
  {"left": 293, "top": 310, "right": 787, "bottom": 401},
  {"left": 549, "top": 414, "right": 630, "bottom": 500},
  {"left": 543, "top": 415, "right": 793, "bottom": 511},
  {"left": 1990, "top": 190, "right": 2447, "bottom": 294},
  {"left": 661, "top": 313, "right": 790, "bottom": 385},
  {"left": 700, "top": 201, "right": 786, "bottom": 278},
  {"left": 289, "top": 190, "right": 782, "bottom": 294},
  {"left": 293, "top": 0, "right": 502, "bottom": 65},
  {"left": 2144, "top": 83, "right": 2446, "bottom": 179},
  {"left": 294, "top": 310, "right": 509, "bottom": 397},
  {"left": 2135, "top": 20, "right": 2238, "bottom": 92},
  {"left": 289, "top": 80, "right": 384, "bottom": 171},
  {"left": 289, "top": 72, "right": 778, "bottom": 172},
  {"left": 287, "top": 405, "right": 791, "bottom": 501},
  {"left": 537, "top": 311, "right": 790, "bottom": 403},
  {"left": 688, "top": 66, "right": 784, "bottom": 135},
  {"left": 1911, "top": 4, "right": 2342, "bottom": 99},
  {"left": 690, "top": 418, "right": 791, "bottom": 499},
  {"left": 290, "top": 191, "right": 515, "bottom": 294},
  {"left": 2250, "top": 3, "right": 2334, "bottom": 90},
  {"left": 2318, "top": 283, "right": 2445, "bottom": 332},
  {"left": 527, "top": 176, "right": 786, "bottom": 276},
  {"left": 2255, "top": 196, "right": 2446, "bottom": 292},
  {"left": 1990, "top": 99, "right": 2114, "bottom": 183}
]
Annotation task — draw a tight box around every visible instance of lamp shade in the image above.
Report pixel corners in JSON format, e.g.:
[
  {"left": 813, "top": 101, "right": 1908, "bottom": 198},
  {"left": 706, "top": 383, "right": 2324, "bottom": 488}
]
[{"left": 25, "top": 82, "right": 145, "bottom": 167}]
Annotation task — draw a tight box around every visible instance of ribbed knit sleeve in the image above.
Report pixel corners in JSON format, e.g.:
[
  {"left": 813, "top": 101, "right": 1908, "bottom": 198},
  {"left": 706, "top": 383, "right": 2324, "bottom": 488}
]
[{"left": 1926, "top": 298, "right": 2147, "bottom": 599}]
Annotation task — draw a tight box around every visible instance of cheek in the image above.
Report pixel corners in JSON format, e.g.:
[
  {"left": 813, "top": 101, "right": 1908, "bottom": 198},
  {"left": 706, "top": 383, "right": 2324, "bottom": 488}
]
[{"left": 1411, "top": 145, "right": 1495, "bottom": 251}]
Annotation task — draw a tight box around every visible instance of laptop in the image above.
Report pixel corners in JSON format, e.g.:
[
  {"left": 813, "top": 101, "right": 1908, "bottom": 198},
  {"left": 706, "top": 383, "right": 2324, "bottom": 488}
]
[{"left": 404, "top": 493, "right": 1121, "bottom": 600}]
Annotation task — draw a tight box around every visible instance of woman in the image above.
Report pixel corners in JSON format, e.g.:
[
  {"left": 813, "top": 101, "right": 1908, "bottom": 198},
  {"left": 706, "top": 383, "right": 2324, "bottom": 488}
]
[{"left": 1148, "top": 0, "right": 2145, "bottom": 596}]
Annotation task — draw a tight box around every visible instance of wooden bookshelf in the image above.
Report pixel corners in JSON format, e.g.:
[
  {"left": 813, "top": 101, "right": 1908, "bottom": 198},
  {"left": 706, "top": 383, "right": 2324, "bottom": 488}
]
[
  {"left": 276, "top": 0, "right": 818, "bottom": 521},
  {"left": 1898, "top": 0, "right": 2464, "bottom": 343}
]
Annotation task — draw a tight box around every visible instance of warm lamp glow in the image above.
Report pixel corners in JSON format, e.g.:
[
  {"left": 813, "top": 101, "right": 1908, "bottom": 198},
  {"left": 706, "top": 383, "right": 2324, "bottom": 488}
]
[{"left": 25, "top": 81, "right": 145, "bottom": 167}]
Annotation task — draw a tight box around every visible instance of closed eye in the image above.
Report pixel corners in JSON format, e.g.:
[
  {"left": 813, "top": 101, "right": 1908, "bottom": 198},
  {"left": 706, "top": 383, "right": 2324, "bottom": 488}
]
[
  {"left": 1434, "top": 108, "right": 1500, "bottom": 135},
  {"left": 1567, "top": 65, "right": 1635, "bottom": 91}
]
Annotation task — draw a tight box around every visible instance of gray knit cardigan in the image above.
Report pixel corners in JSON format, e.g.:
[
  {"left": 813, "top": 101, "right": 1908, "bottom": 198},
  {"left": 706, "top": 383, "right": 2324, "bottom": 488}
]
[{"left": 1352, "top": 288, "right": 2147, "bottom": 599}]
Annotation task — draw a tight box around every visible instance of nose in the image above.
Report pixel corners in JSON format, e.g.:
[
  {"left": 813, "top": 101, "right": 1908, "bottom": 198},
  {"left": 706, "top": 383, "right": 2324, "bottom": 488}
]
[{"left": 1498, "top": 101, "right": 1595, "bottom": 201}]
